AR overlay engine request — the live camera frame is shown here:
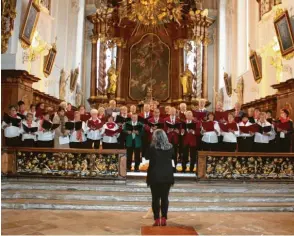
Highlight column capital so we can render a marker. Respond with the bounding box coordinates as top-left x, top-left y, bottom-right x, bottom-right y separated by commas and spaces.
90, 35, 98, 44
